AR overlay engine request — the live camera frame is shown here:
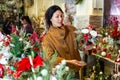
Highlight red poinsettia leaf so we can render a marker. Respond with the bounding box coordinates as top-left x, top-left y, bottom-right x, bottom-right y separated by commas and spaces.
33, 55, 43, 68
16, 58, 31, 72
